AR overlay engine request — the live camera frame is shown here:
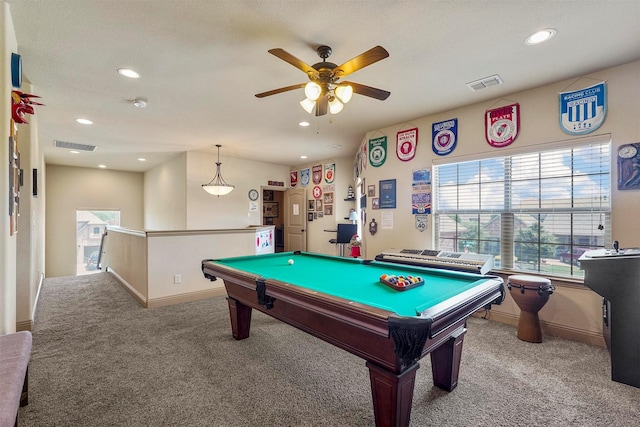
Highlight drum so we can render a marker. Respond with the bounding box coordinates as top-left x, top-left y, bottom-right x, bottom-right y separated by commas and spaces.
508, 275, 554, 343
